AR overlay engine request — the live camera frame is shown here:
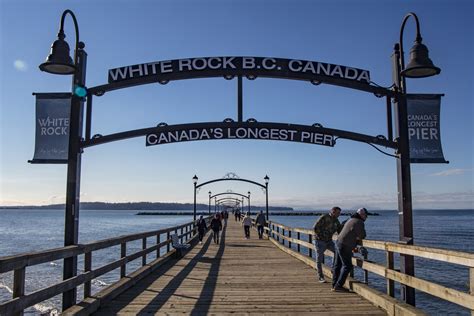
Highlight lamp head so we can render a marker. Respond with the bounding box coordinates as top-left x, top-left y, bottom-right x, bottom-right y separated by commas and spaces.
208, 191, 211, 196
264, 175, 269, 184
248, 191, 251, 196
192, 175, 198, 184
39, 31, 75, 75
401, 40, 440, 78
